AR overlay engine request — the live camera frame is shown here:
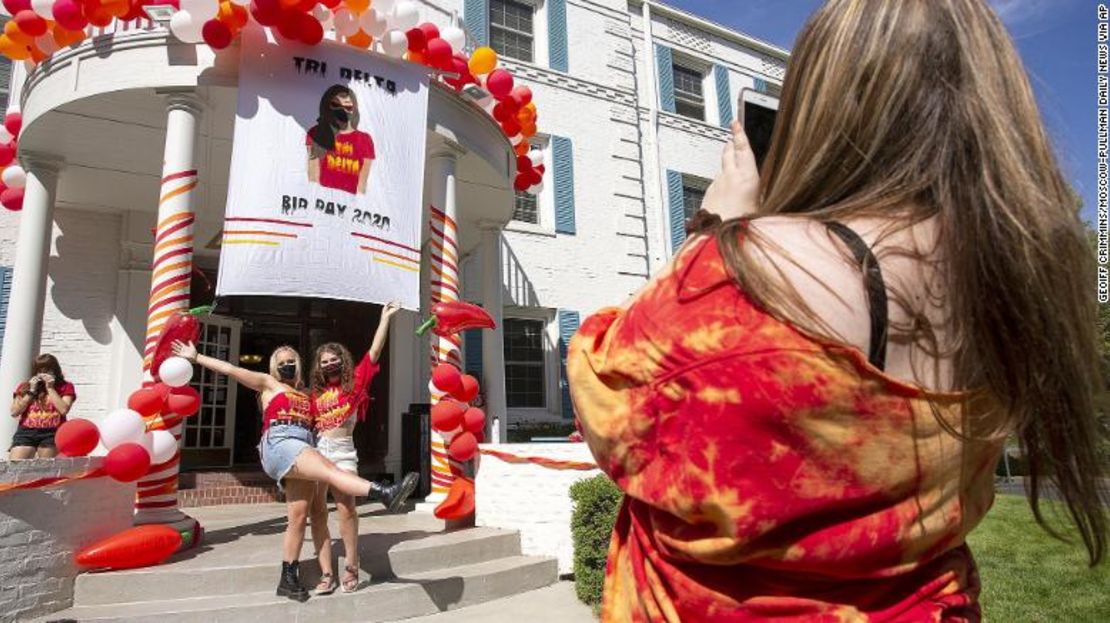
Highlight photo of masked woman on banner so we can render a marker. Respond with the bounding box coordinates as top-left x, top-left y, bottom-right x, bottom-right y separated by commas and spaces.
306, 85, 376, 196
